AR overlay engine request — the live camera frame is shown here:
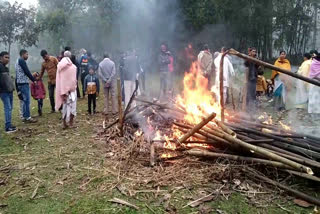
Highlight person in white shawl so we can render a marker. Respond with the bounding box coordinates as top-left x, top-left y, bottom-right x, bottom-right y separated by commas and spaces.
55, 51, 77, 129
213, 48, 235, 104
295, 53, 312, 109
